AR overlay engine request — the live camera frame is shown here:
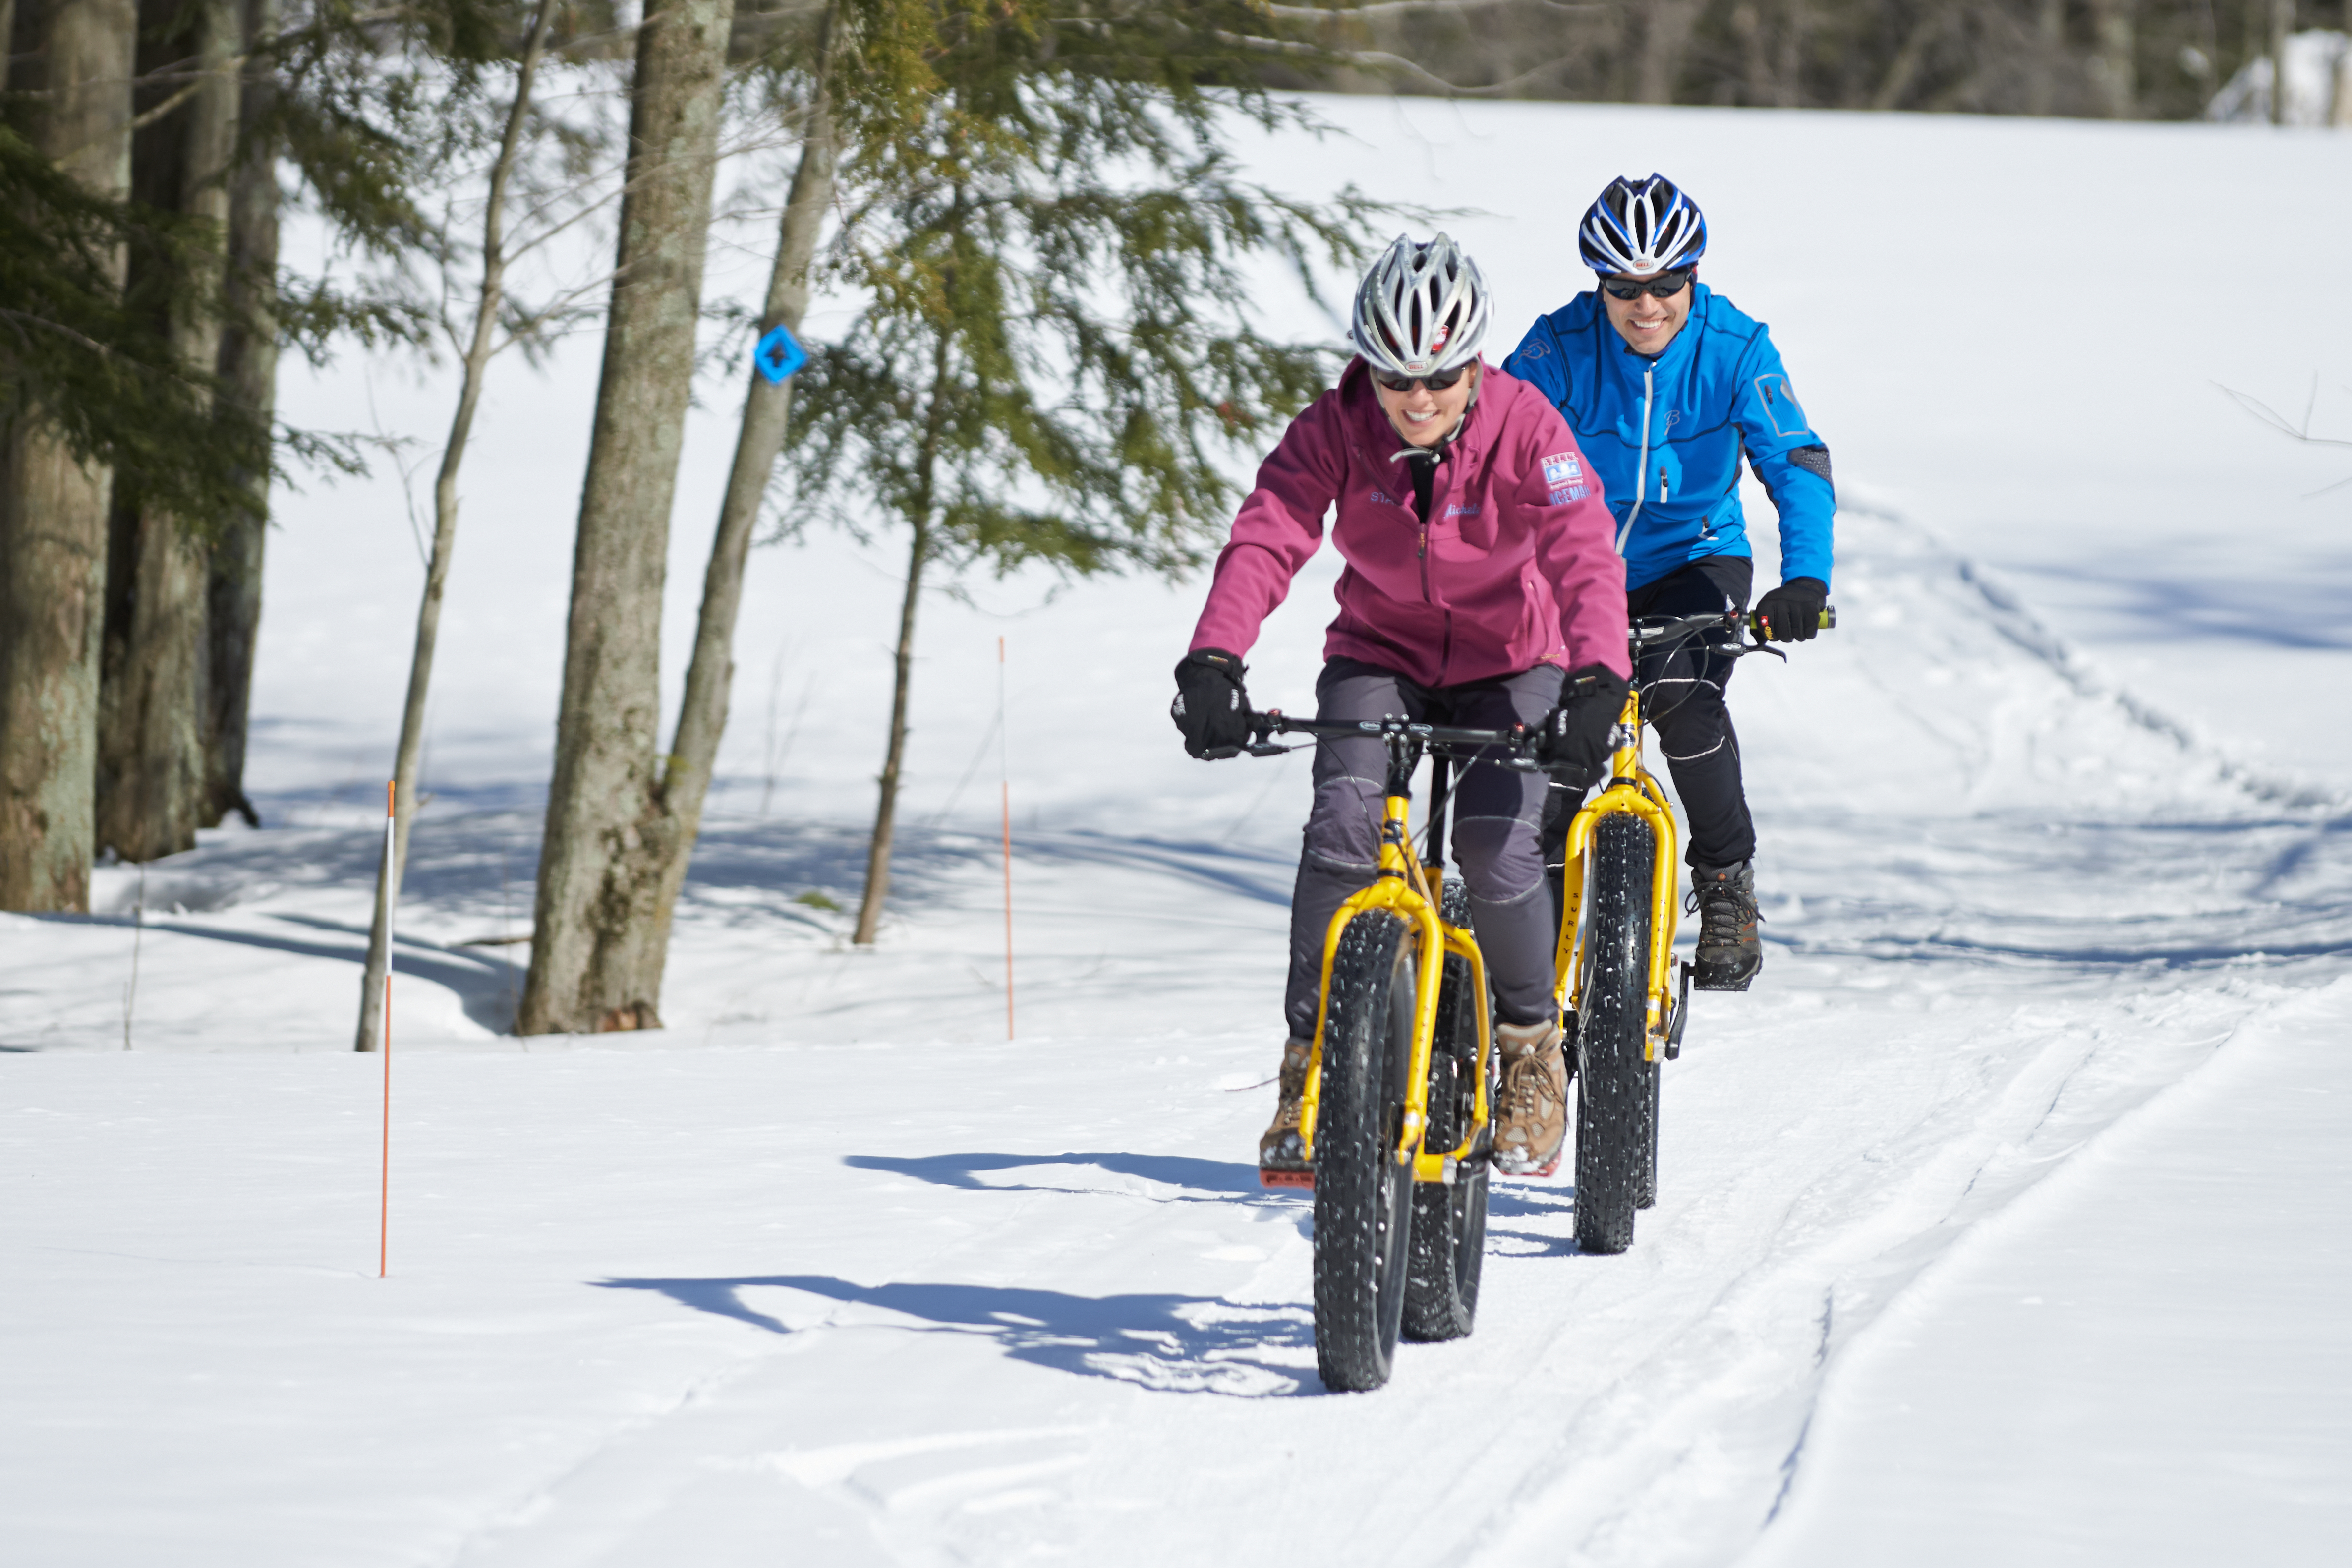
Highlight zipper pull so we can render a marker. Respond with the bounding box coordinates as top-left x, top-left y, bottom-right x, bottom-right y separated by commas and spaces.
1419, 526, 1428, 559
1660, 466, 1669, 505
